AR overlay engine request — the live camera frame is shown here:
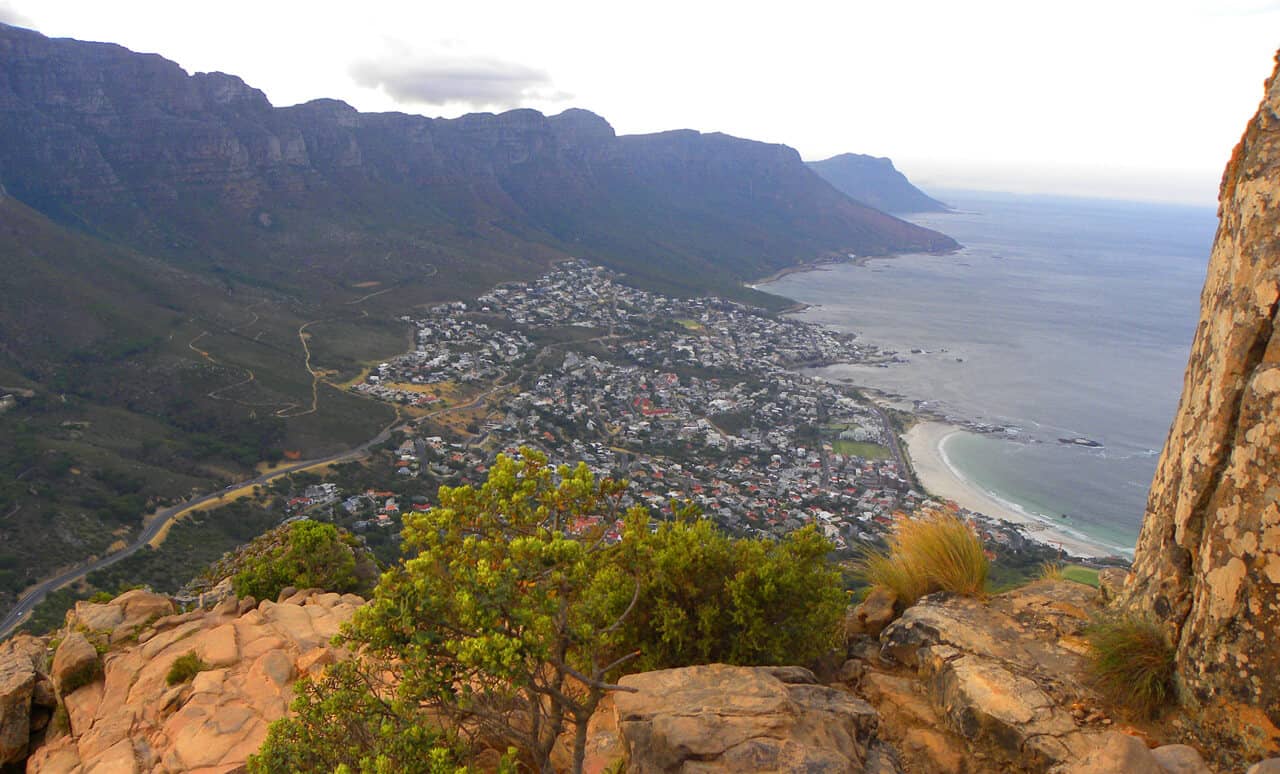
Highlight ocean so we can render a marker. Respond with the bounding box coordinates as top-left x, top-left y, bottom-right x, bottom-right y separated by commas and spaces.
762, 190, 1218, 553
